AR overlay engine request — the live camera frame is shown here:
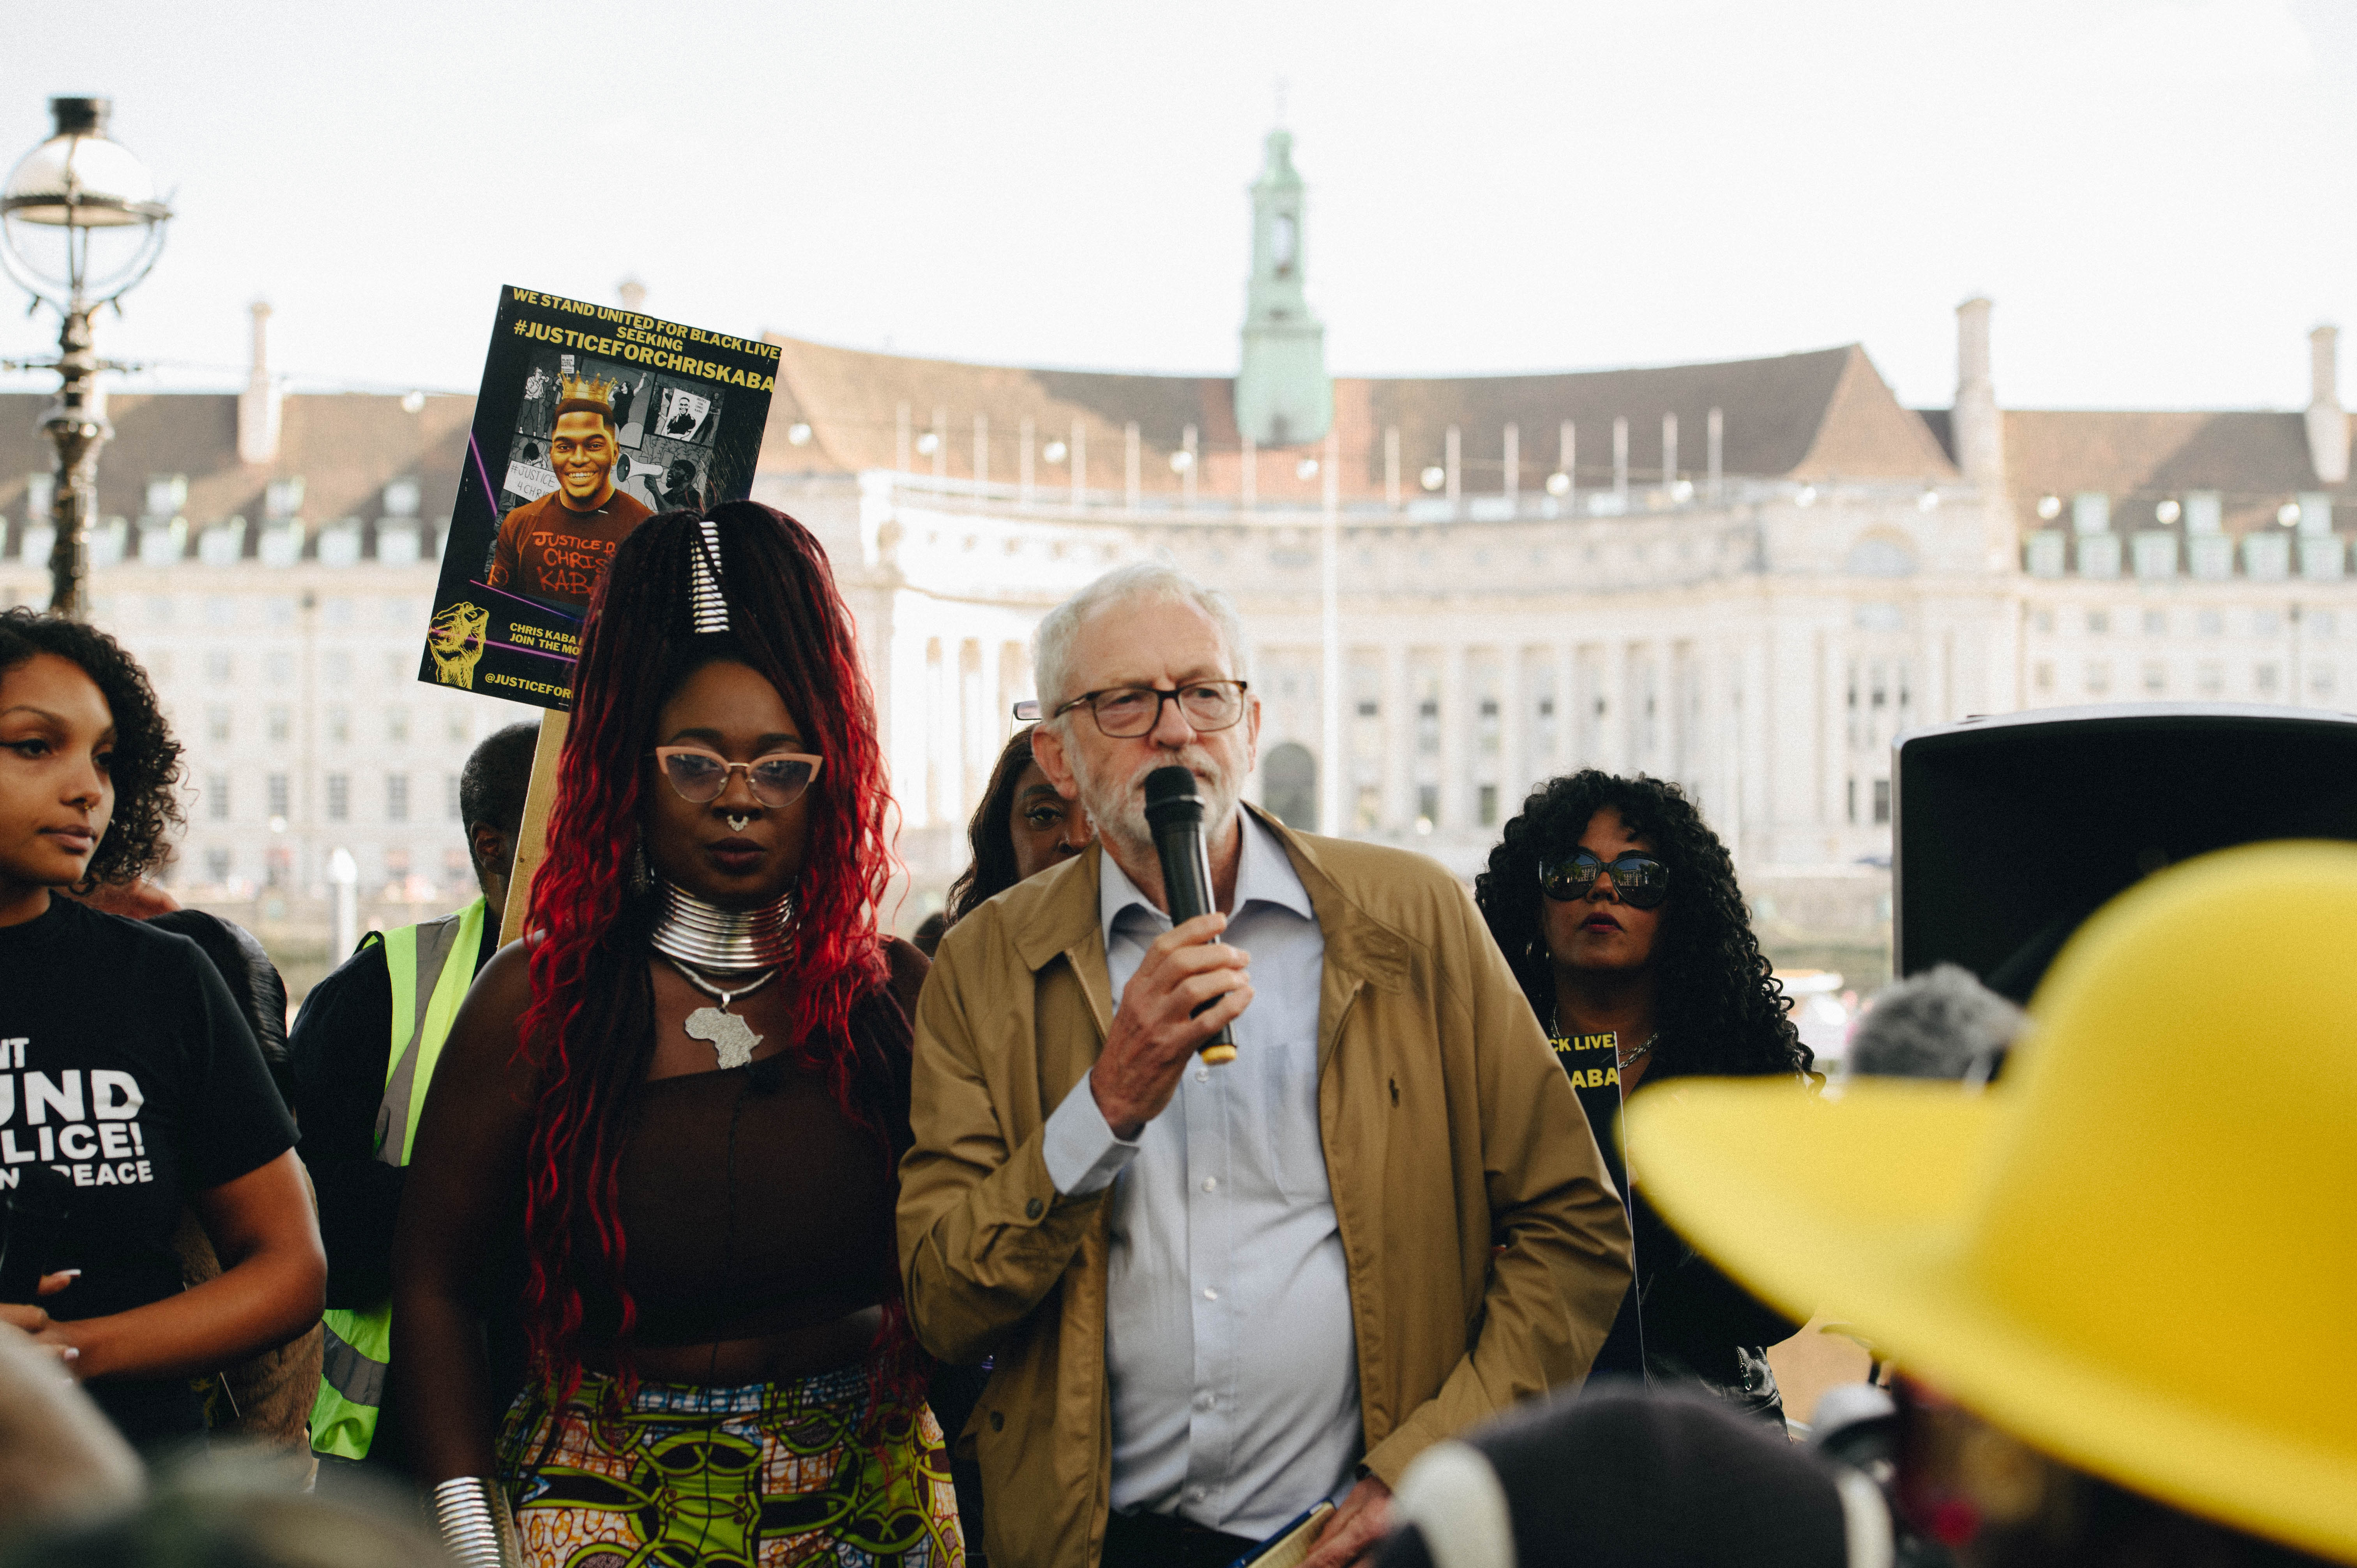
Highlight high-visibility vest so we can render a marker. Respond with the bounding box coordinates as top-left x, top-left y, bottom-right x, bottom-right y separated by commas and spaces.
309, 896, 489, 1461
